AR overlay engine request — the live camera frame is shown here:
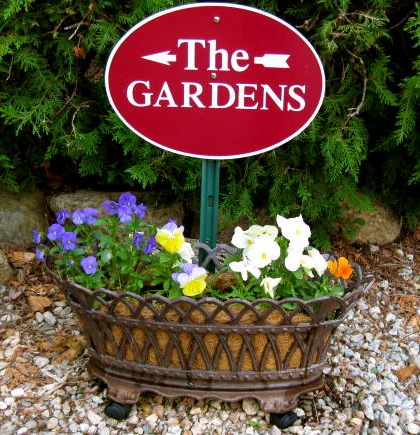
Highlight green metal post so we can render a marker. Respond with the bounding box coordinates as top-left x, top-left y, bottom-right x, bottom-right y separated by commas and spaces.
199, 159, 220, 269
